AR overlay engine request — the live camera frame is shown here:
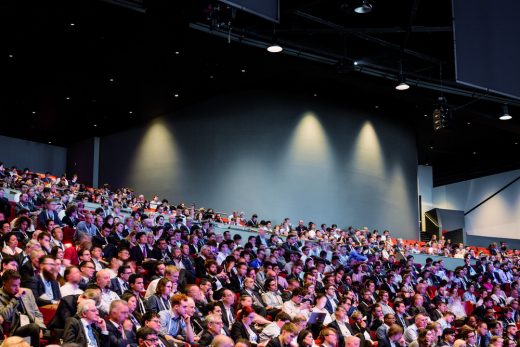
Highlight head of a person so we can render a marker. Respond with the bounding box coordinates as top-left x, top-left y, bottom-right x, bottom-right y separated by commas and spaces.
297, 329, 315, 347
136, 326, 159, 347
346, 336, 362, 347
77, 298, 100, 325
319, 327, 338, 346
206, 313, 225, 335
237, 306, 256, 326
209, 335, 234, 347
415, 314, 428, 329
1, 270, 21, 296
387, 324, 404, 342
95, 269, 111, 289
279, 323, 299, 345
